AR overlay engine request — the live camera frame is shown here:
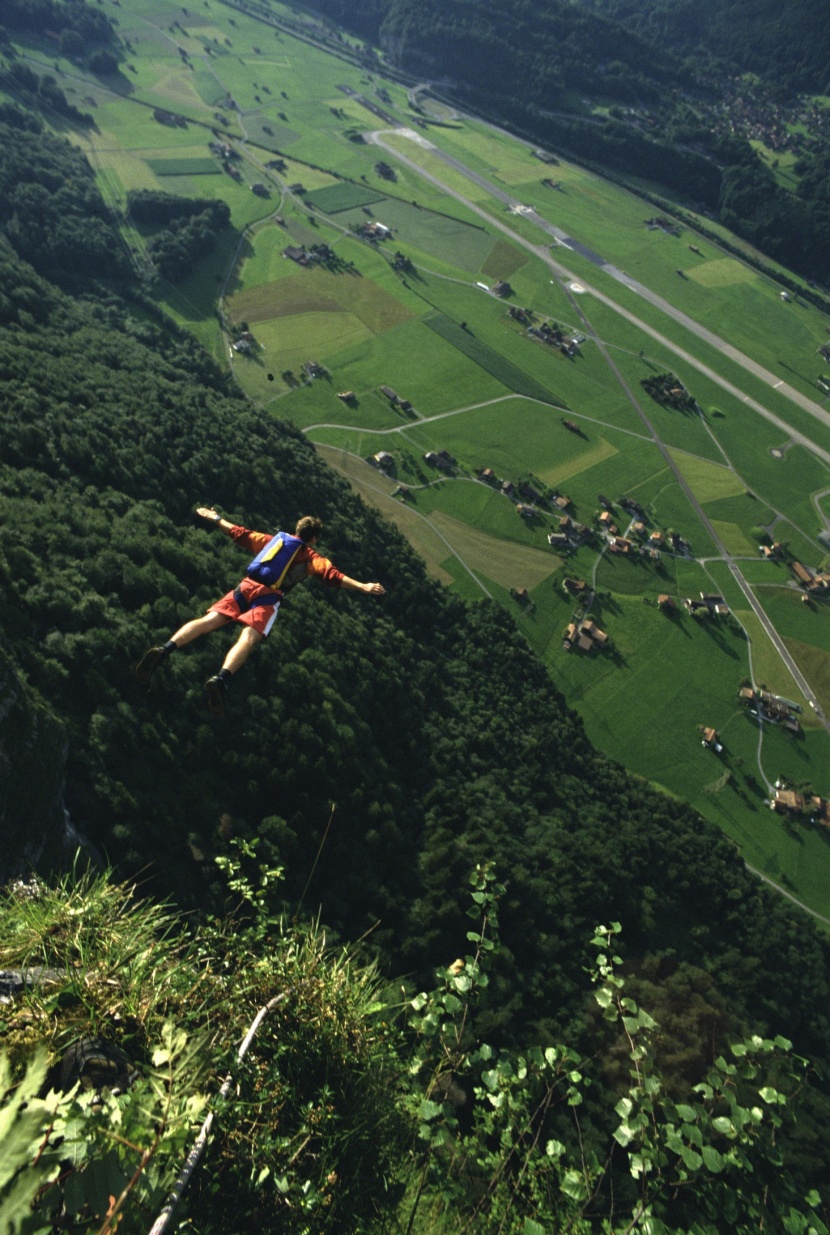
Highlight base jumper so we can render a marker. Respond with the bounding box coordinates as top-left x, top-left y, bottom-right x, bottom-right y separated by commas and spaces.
135, 507, 386, 714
